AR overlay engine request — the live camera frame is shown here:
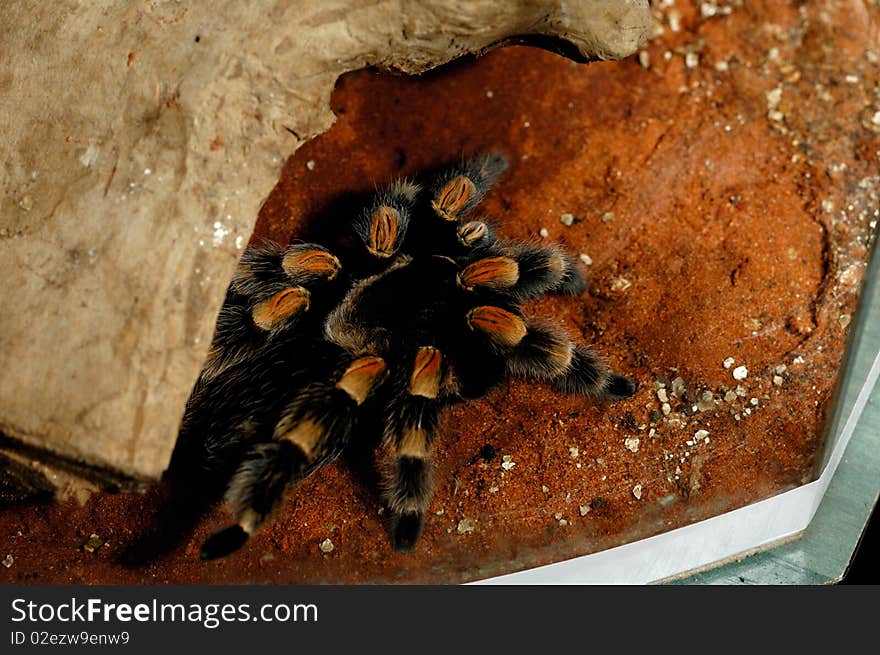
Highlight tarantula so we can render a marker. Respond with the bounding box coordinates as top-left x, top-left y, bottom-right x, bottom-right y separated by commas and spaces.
176, 153, 636, 560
